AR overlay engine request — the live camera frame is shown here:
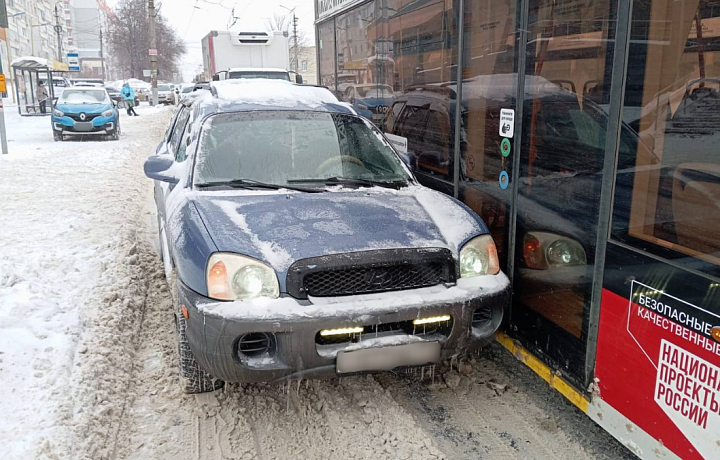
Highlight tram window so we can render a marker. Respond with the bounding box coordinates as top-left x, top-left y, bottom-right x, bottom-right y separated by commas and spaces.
611, 0, 720, 269
318, 20, 336, 90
